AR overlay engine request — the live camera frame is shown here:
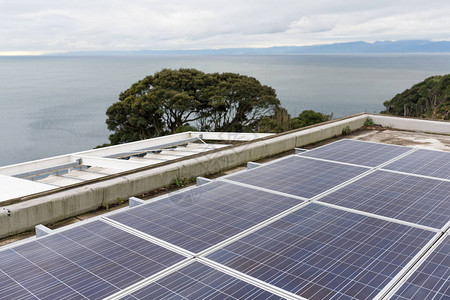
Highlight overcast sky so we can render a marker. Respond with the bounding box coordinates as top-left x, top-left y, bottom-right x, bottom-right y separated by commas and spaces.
1, 0, 449, 54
